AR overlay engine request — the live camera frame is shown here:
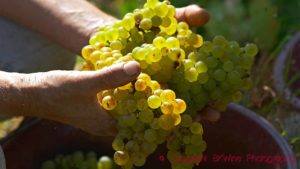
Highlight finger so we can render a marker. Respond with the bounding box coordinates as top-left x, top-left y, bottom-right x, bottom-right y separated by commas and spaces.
175, 5, 210, 28
70, 61, 140, 92
197, 106, 221, 122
